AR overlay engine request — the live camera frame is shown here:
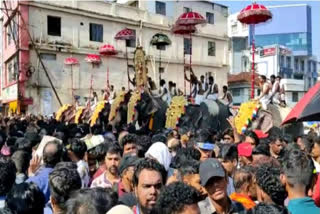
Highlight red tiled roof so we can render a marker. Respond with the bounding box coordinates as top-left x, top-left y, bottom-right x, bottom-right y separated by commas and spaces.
228, 72, 259, 86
